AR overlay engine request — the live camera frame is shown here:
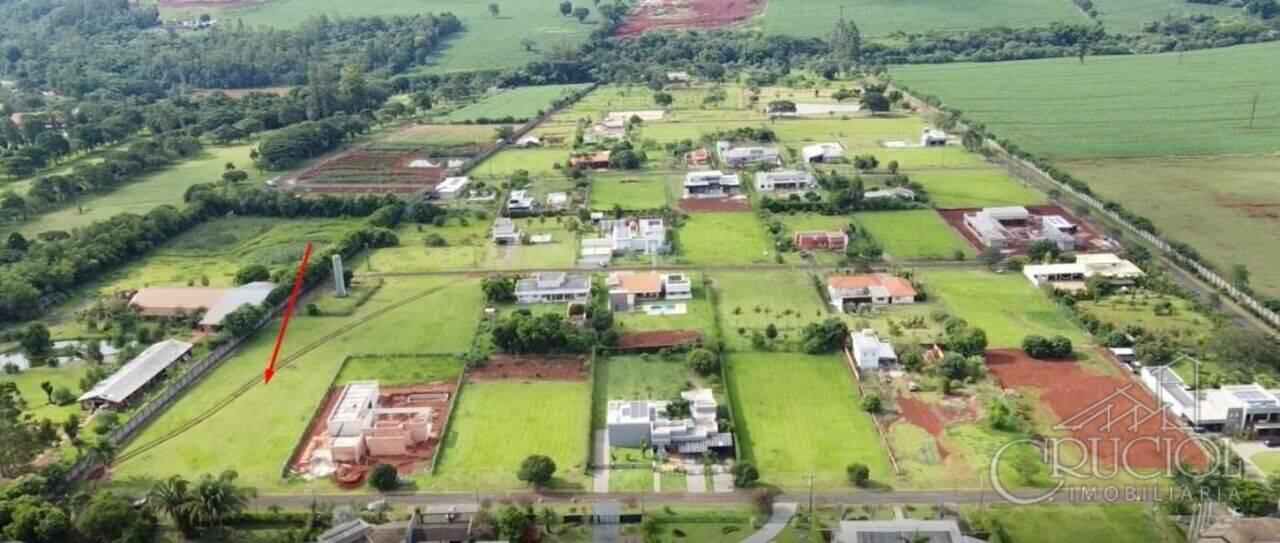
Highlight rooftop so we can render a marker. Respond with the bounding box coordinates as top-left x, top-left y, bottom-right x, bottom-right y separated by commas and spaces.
200, 281, 274, 327
827, 274, 917, 299
78, 339, 194, 405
